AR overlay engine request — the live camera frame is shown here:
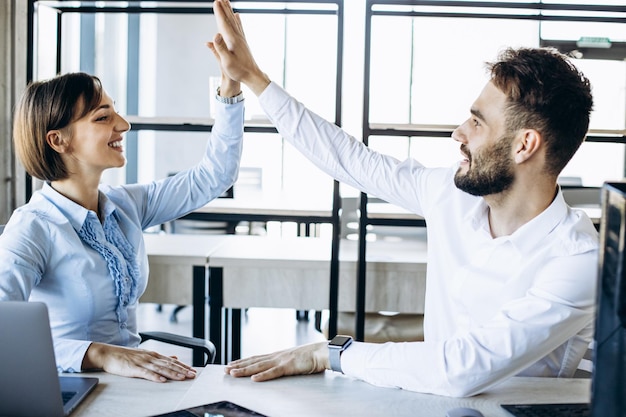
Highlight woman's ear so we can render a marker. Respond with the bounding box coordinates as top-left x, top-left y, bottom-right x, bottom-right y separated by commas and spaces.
46, 130, 68, 153
513, 129, 541, 164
